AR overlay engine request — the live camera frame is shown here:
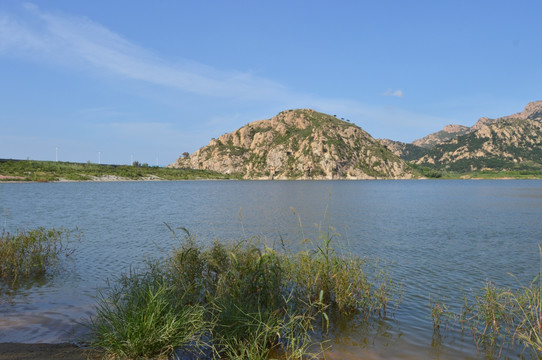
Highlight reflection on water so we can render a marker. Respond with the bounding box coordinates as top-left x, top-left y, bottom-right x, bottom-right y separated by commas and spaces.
0, 180, 541, 358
